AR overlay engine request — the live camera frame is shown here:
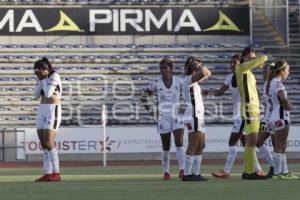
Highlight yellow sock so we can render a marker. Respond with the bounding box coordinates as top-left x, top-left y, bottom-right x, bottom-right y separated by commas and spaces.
245, 147, 256, 173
